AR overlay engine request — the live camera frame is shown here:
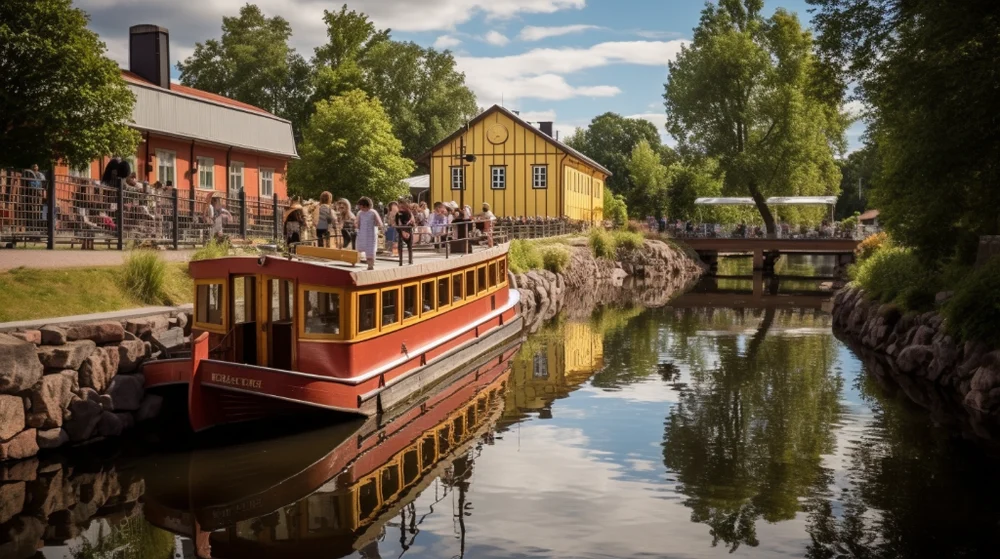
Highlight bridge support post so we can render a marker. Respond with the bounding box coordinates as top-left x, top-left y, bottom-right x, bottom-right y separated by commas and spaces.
752, 249, 764, 271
